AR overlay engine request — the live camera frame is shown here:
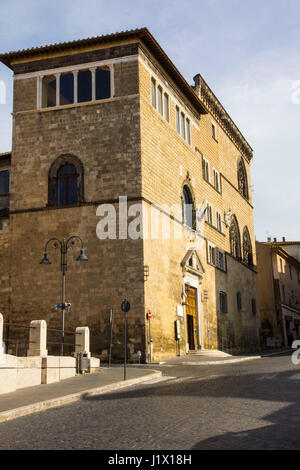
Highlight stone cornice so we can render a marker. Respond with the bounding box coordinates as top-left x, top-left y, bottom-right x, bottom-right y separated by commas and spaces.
193, 74, 253, 163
